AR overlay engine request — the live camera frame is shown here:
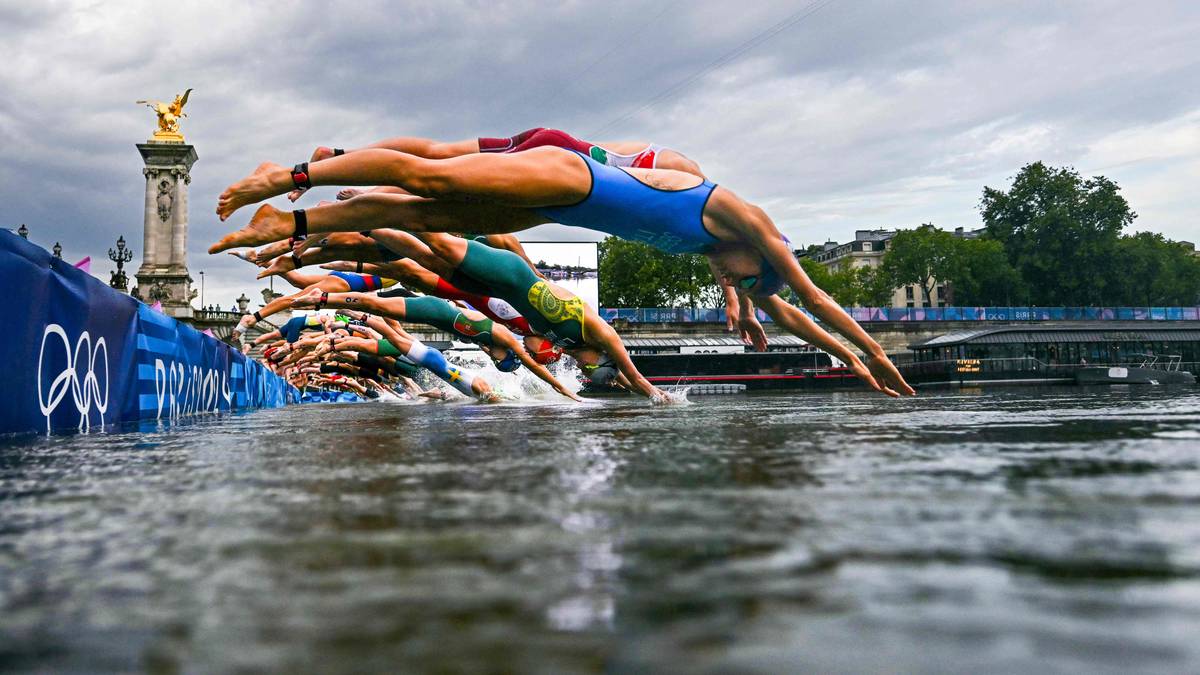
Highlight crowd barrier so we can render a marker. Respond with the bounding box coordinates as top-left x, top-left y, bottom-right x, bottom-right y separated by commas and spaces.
600, 305, 1200, 324
1, 231, 298, 435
